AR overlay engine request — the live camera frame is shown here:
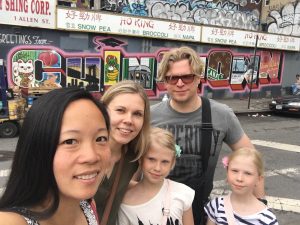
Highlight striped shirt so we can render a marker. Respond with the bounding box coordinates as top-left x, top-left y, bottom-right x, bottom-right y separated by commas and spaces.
204, 196, 278, 225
